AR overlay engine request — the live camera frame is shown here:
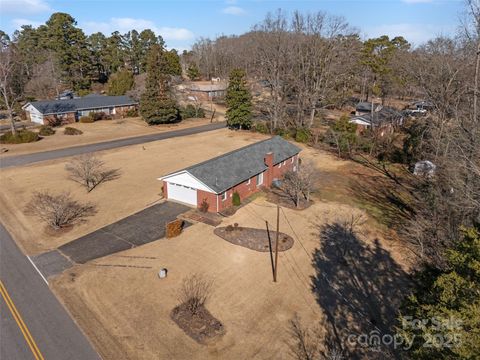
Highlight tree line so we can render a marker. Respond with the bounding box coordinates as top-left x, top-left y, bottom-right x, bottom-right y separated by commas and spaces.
1, 12, 181, 99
